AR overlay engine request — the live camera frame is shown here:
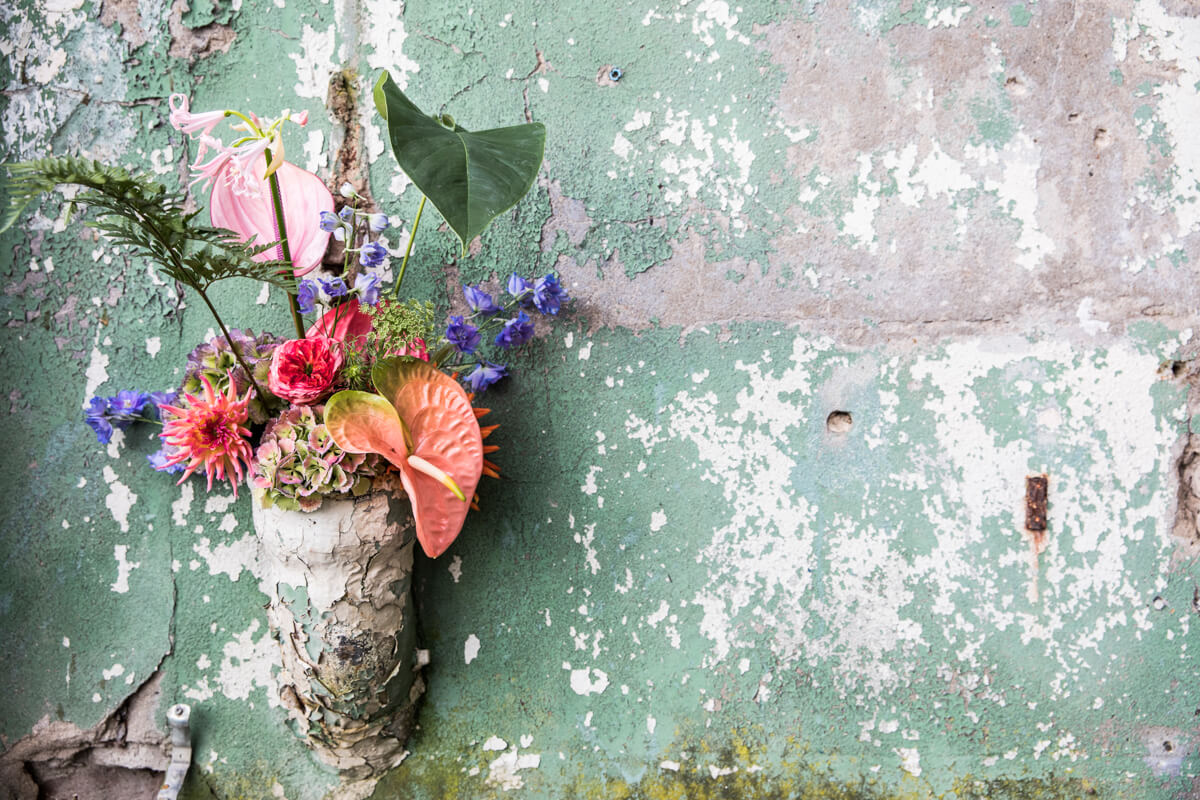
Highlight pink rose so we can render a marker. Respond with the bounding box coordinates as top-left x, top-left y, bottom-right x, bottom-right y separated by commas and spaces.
268, 337, 344, 405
